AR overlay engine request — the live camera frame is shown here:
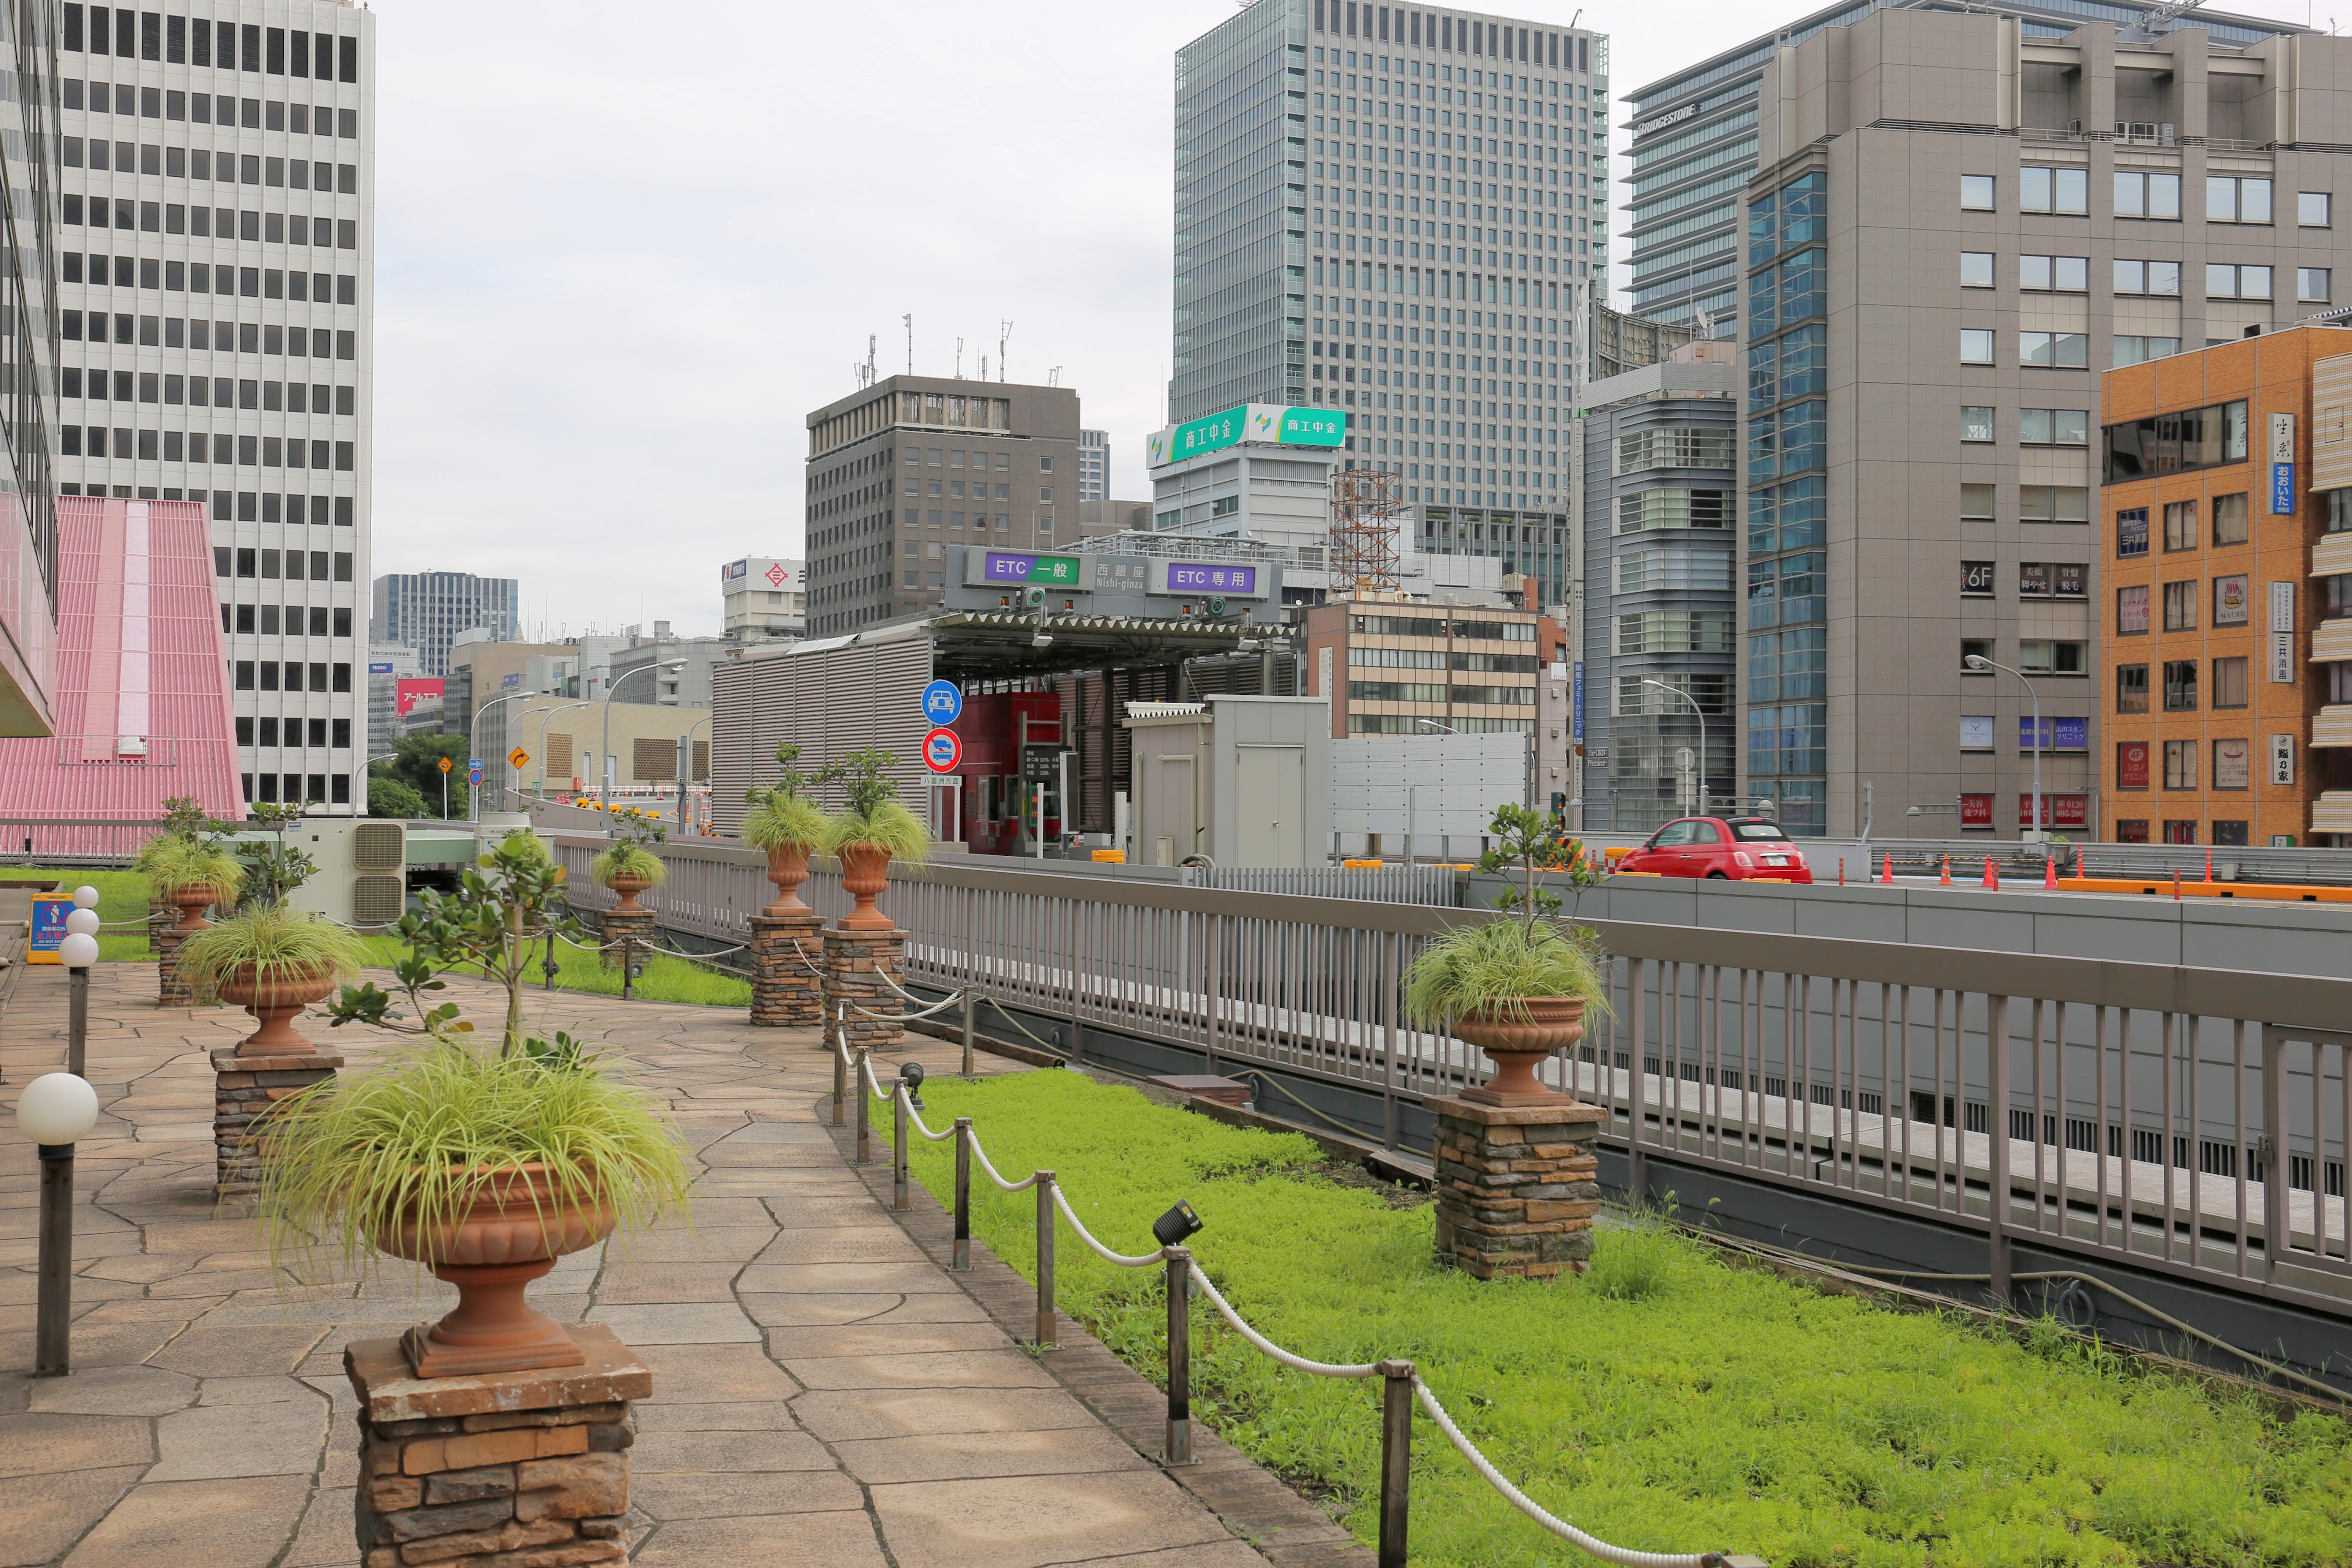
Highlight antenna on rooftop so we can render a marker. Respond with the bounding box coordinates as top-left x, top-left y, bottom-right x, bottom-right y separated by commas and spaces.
854, 333, 877, 389
1047, 365, 1063, 387
956, 337, 965, 379
903, 314, 914, 376
998, 320, 1013, 382
980, 354, 989, 381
